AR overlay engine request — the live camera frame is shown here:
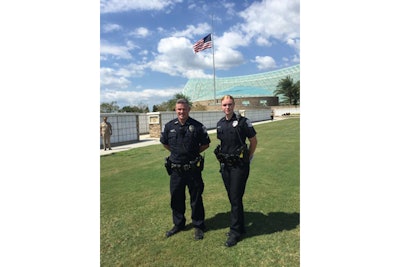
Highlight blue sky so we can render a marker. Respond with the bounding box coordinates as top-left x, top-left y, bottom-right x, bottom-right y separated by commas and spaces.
100, 0, 300, 109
